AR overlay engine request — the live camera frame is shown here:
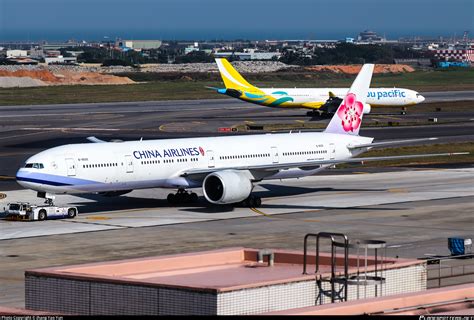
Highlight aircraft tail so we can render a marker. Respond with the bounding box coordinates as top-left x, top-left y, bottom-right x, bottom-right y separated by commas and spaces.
215, 58, 258, 90
324, 64, 374, 136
